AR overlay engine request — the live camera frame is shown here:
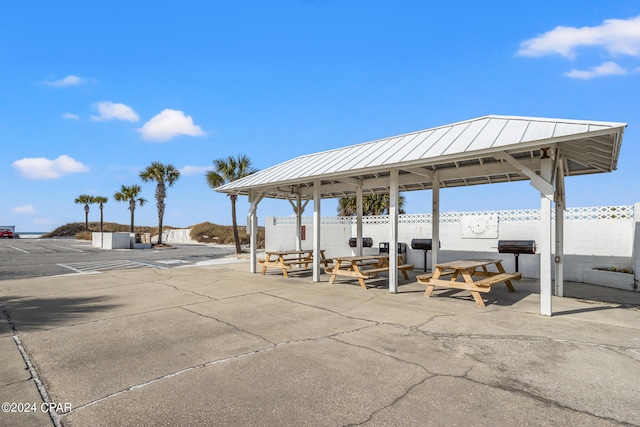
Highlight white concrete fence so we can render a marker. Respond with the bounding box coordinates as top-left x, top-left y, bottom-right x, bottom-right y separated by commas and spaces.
266, 203, 640, 292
